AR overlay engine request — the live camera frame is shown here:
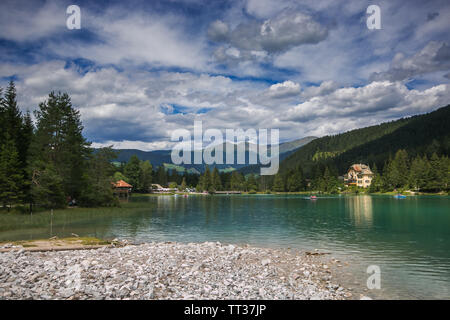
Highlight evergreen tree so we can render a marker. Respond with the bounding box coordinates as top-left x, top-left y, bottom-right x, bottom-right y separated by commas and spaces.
0, 86, 5, 146
180, 177, 187, 191
409, 156, 429, 191
393, 149, 410, 188
374, 150, 410, 190
124, 155, 141, 191
258, 175, 270, 192
211, 167, 222, 192
230, 171, 244, 191
113, 171, 128, 182
156, 165, 168, 186
322, 166, 339, 193
19, 111, 34, 204
246, 173, 258, 192
79, 147, 118, 207
287, 165, 305, 192
369, 163, 383, 193
139, 160, 153, 193
3, 81, 22, 151
428, 153, 444, 191
272, 173, 285, 192
382, 158, 393, 191
203, 165, 212, 192
196, 174, 205, 192
30, 160, 66, 209
30, 92, 91, 201
1, 82, 32, 181
0, 135, 24, 210
443, 156, 450, 191
311, 164, 325, 191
